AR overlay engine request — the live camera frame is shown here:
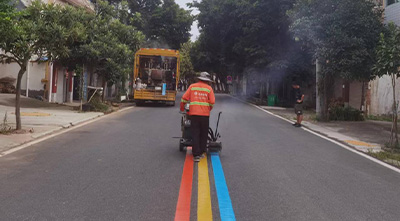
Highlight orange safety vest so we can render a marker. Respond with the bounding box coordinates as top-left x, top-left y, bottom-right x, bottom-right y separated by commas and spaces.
180, 81, 215, 116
